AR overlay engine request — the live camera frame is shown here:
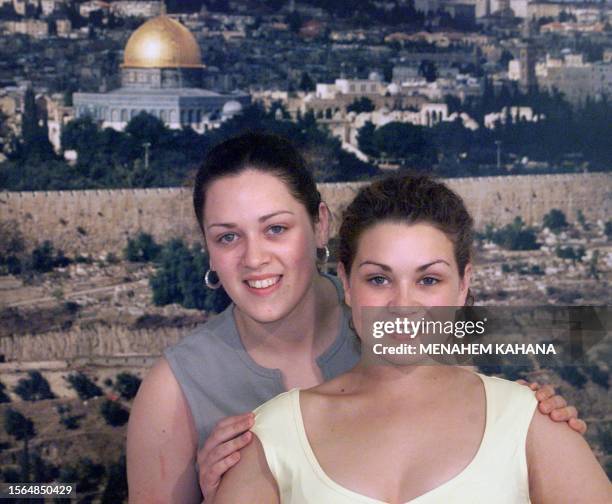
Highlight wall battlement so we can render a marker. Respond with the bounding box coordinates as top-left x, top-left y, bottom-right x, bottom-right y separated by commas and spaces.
1, 173, 610, 255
